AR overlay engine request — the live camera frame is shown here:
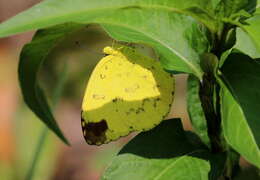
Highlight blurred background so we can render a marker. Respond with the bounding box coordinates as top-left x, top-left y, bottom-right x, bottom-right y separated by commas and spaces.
0, 1, 199, 180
